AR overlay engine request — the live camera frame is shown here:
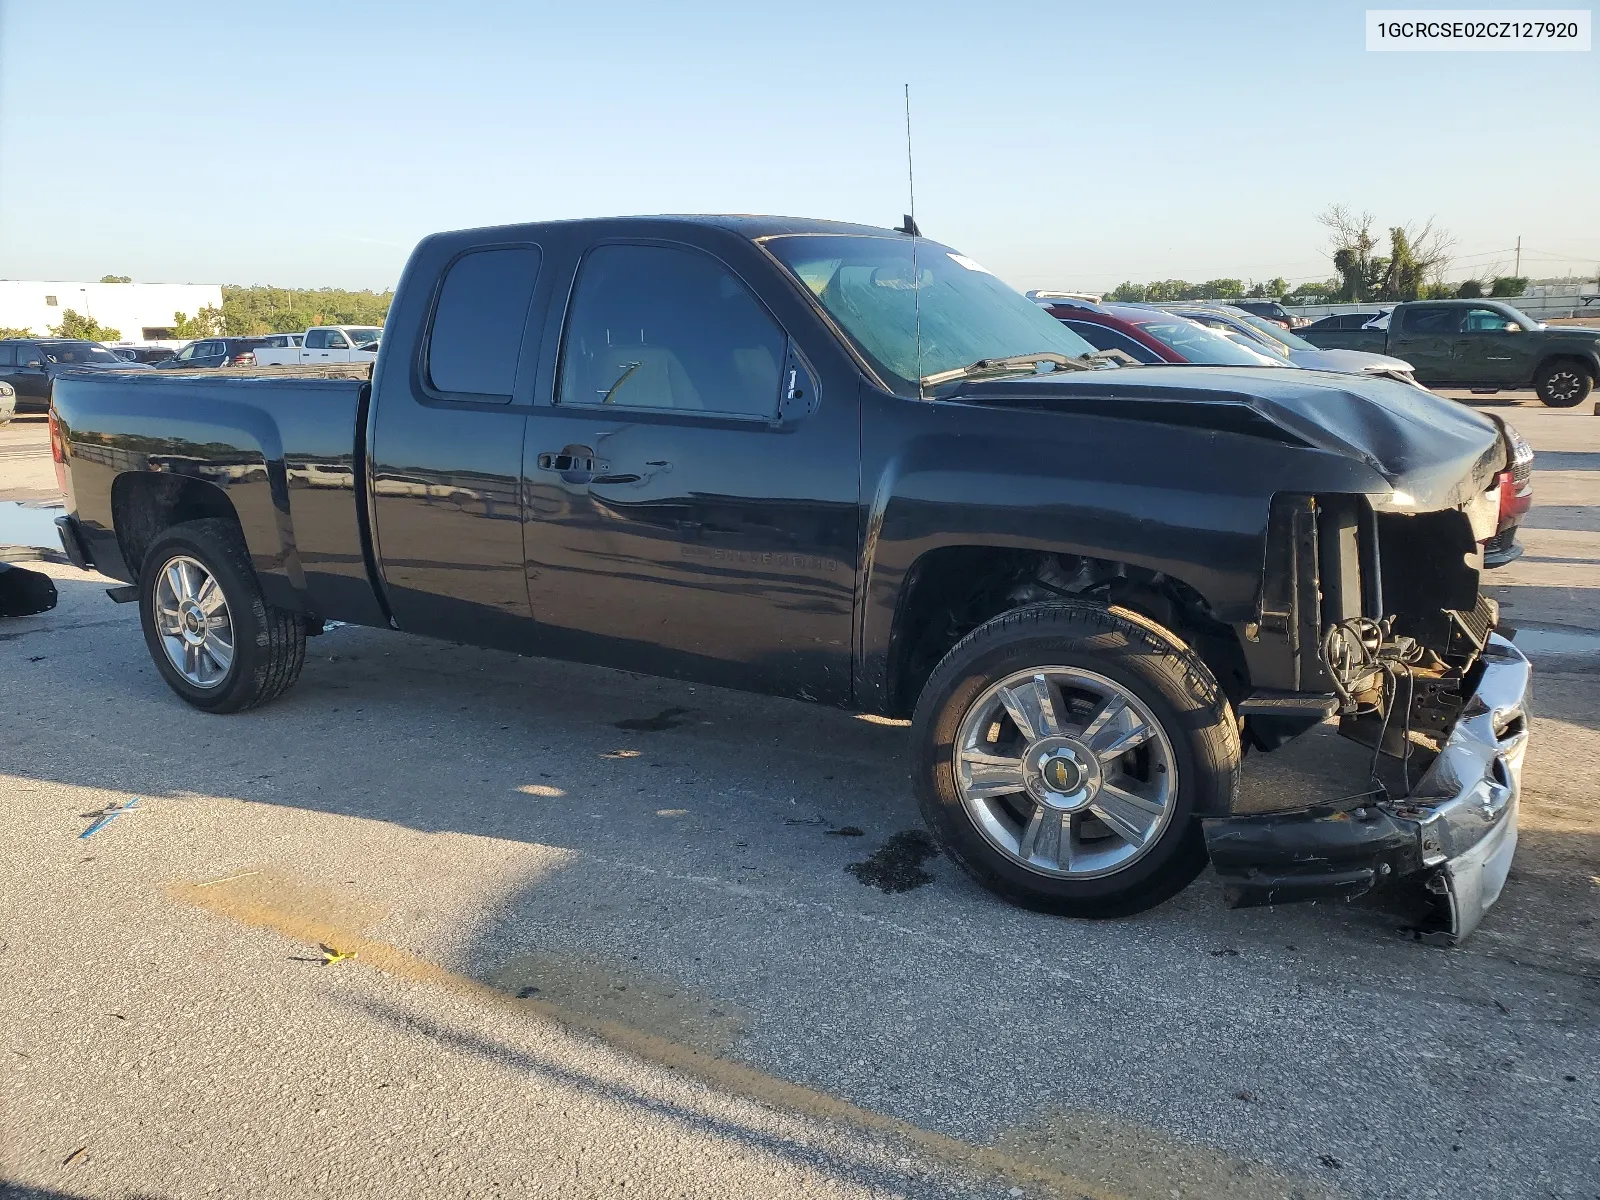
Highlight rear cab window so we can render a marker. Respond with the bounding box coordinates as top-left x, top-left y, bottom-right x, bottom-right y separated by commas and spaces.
425, 246, 541, 400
